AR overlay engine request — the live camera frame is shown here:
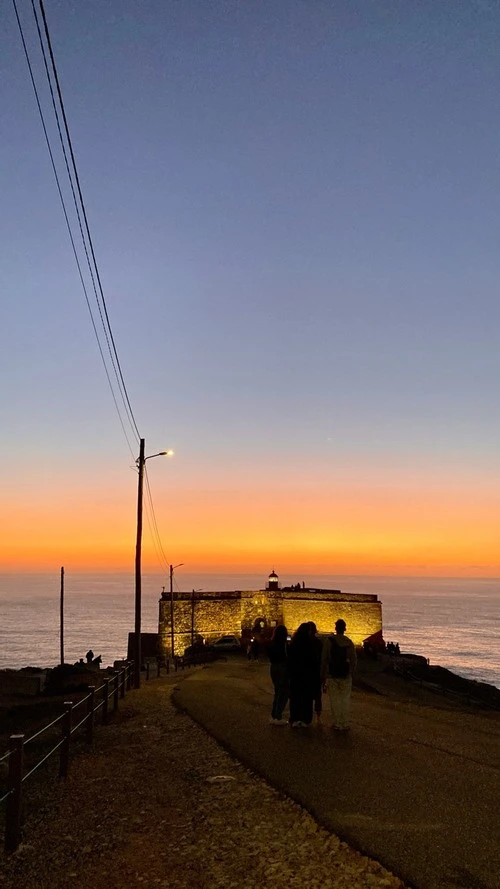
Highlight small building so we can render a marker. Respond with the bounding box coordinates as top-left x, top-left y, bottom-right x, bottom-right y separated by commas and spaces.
158, 571, 383, 657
